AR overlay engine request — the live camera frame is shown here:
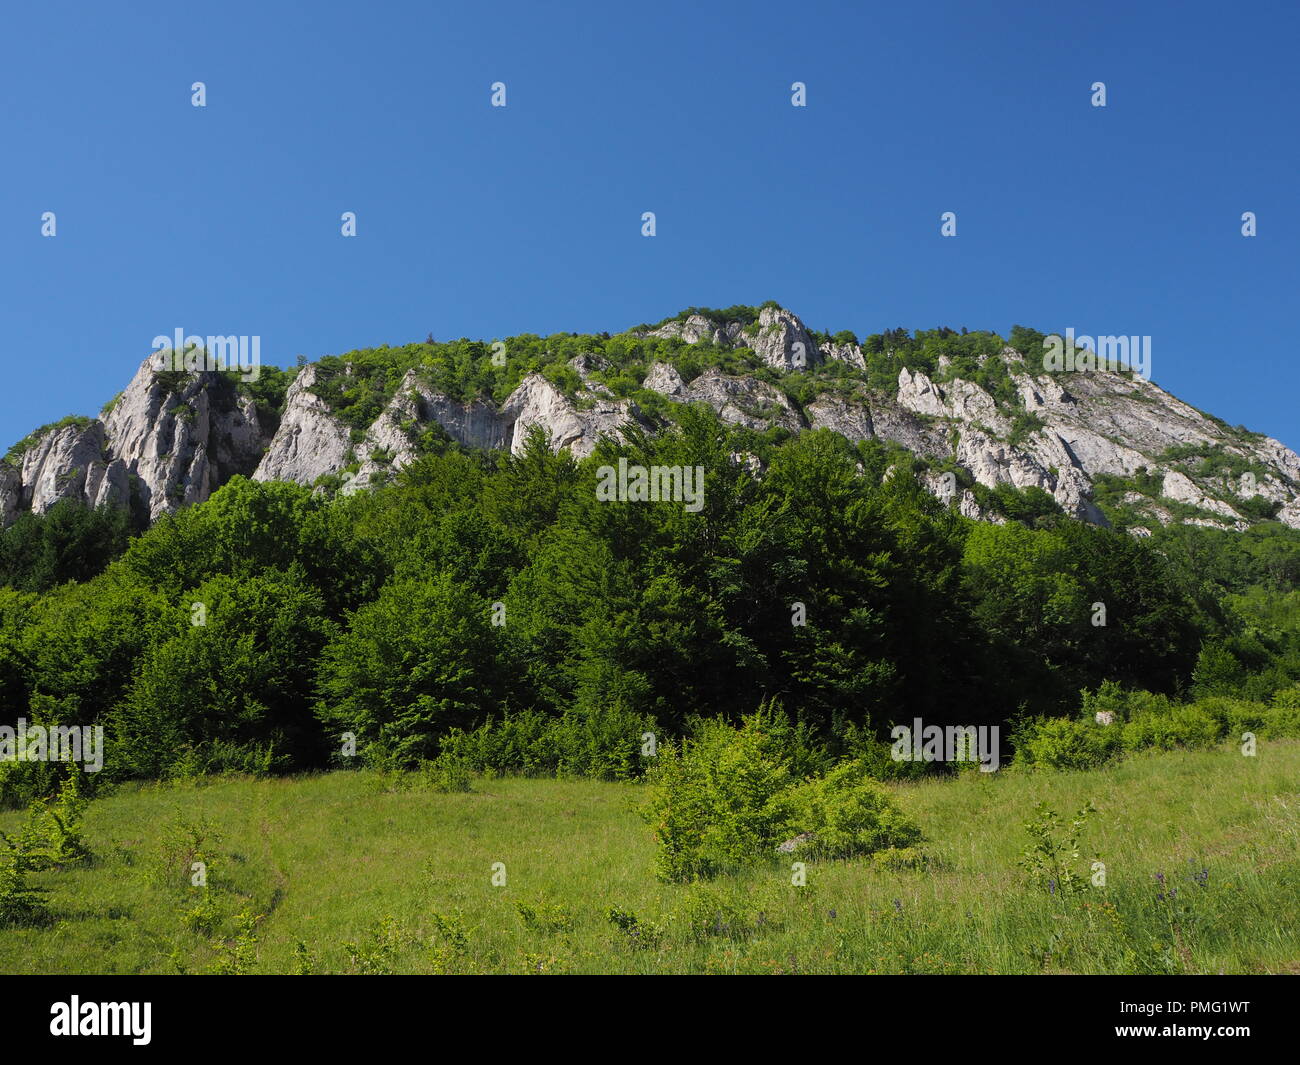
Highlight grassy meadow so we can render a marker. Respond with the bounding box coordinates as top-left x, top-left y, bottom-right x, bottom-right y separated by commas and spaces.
3, 740, 1298, 975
